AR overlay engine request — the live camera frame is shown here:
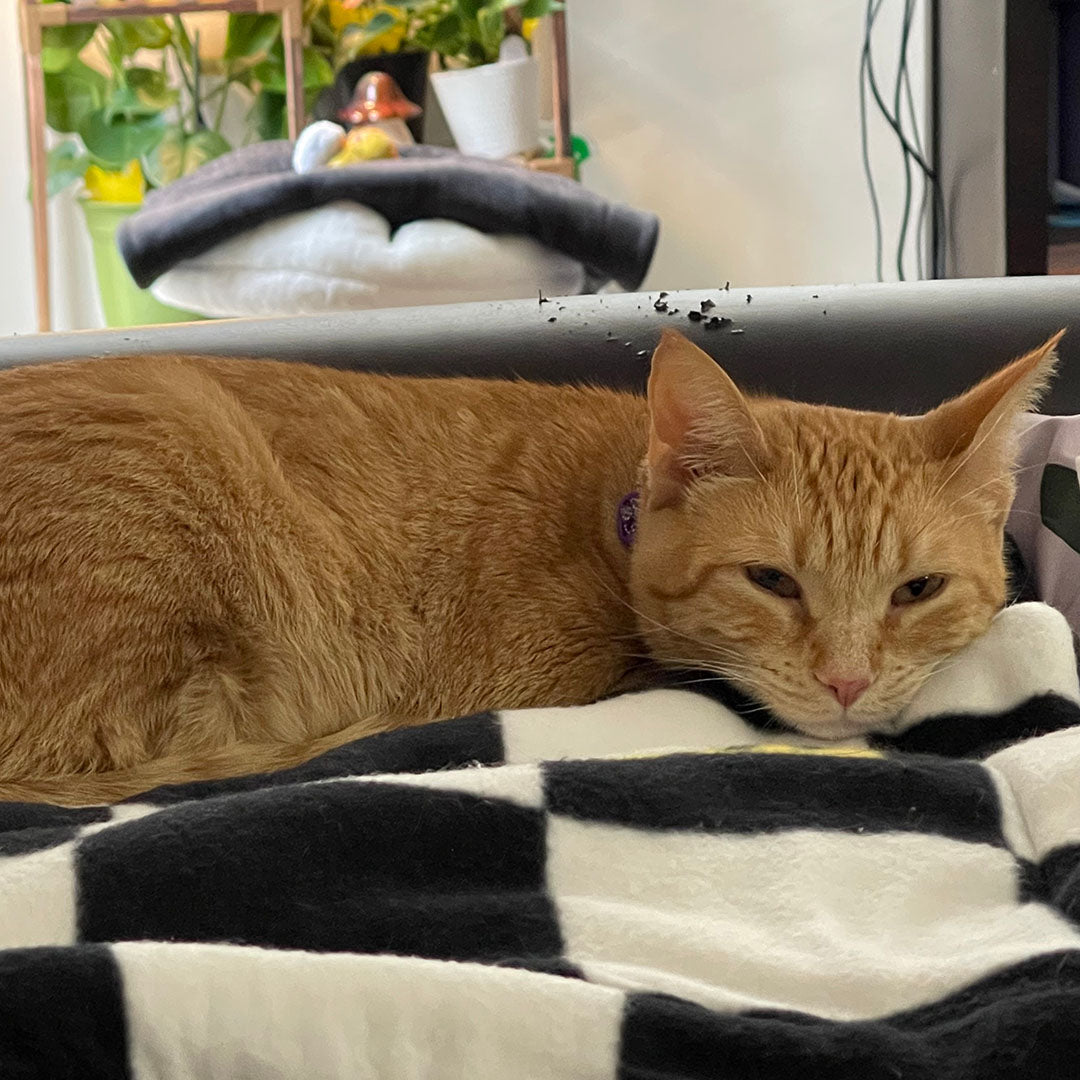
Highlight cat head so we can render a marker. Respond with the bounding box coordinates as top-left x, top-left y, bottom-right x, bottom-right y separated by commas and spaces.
629, 328, 1062, 739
